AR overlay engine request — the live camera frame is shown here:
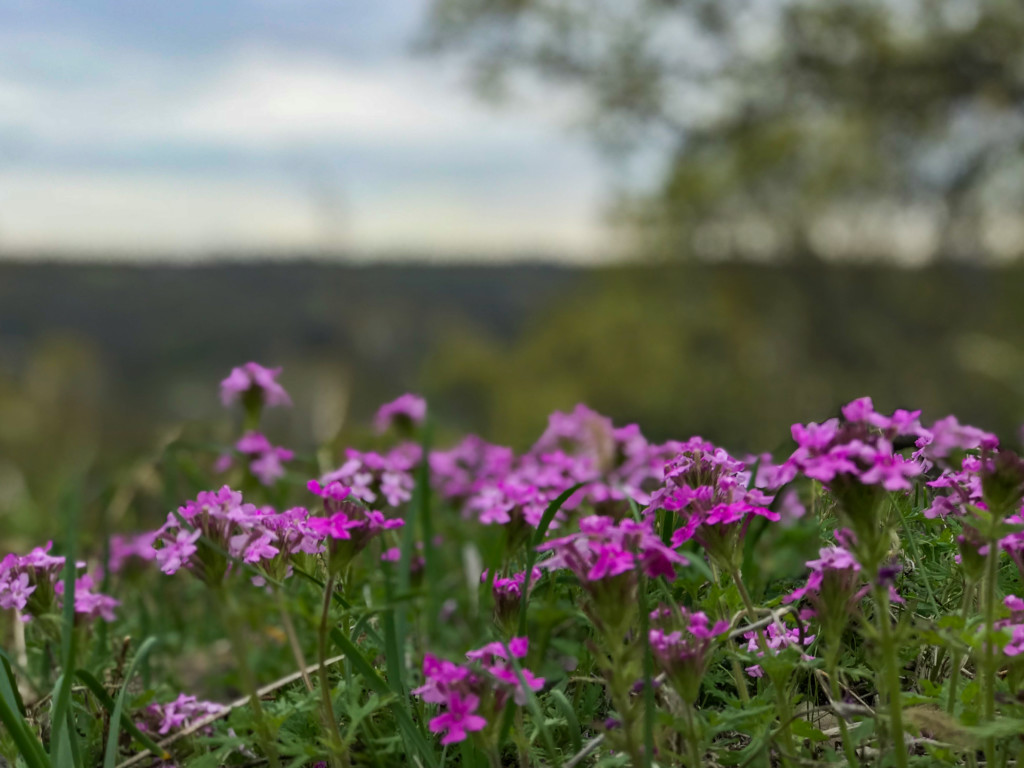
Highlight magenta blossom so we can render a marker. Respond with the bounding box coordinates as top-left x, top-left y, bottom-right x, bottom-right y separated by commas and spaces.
374, 394, 427, 433
220, 363, 291, 408
428, 692, 487, 745
414, 638, 545, 745
744, 621, 816, 677
538, 515, 686, 584
649, 606, 730, 704
138, 694, 224, 736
